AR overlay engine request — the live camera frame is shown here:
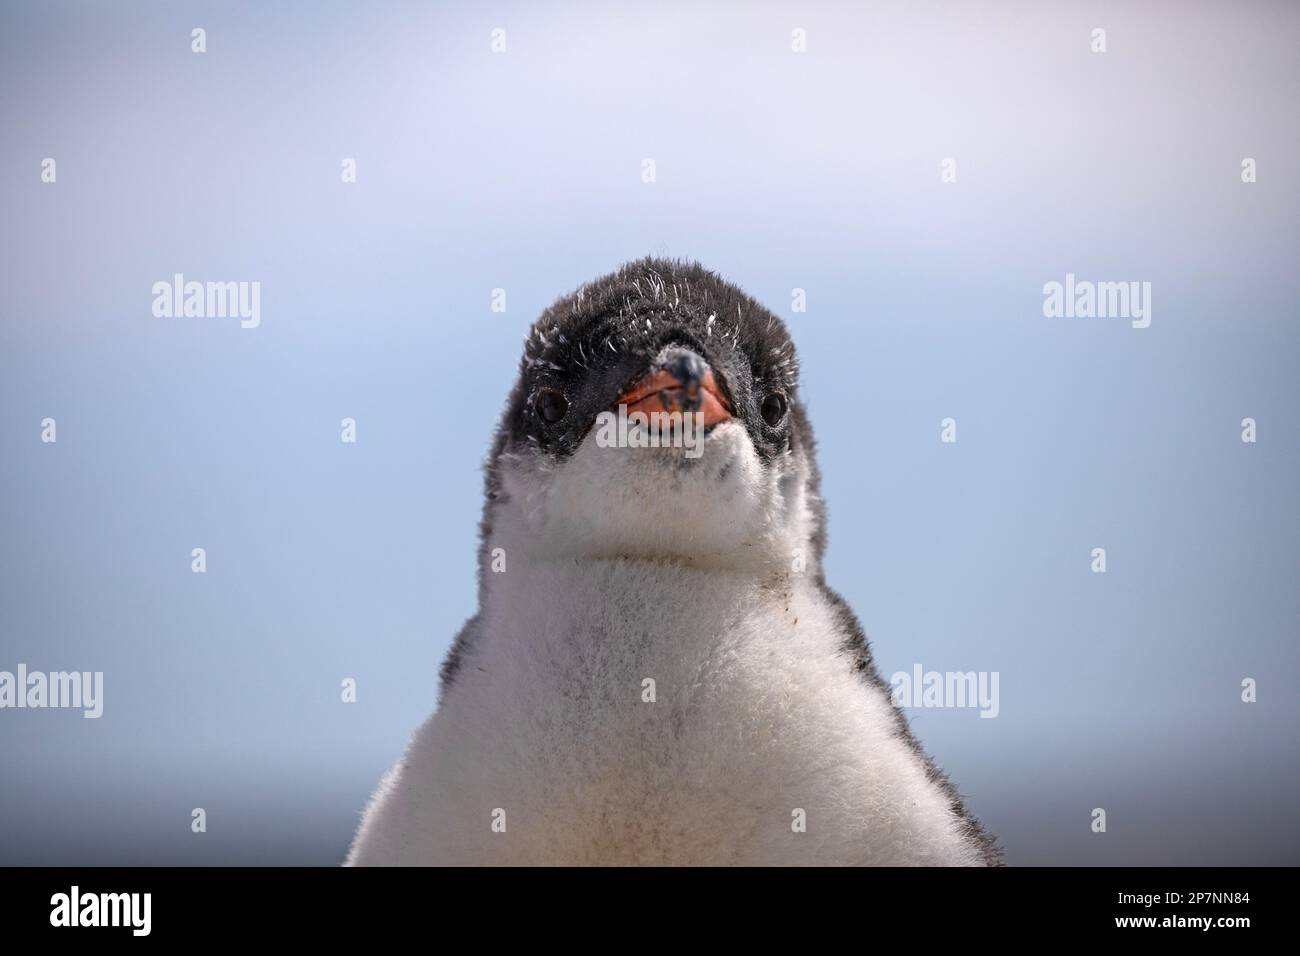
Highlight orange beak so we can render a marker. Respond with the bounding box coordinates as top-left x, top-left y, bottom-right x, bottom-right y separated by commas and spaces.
614, 366, 732, 428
